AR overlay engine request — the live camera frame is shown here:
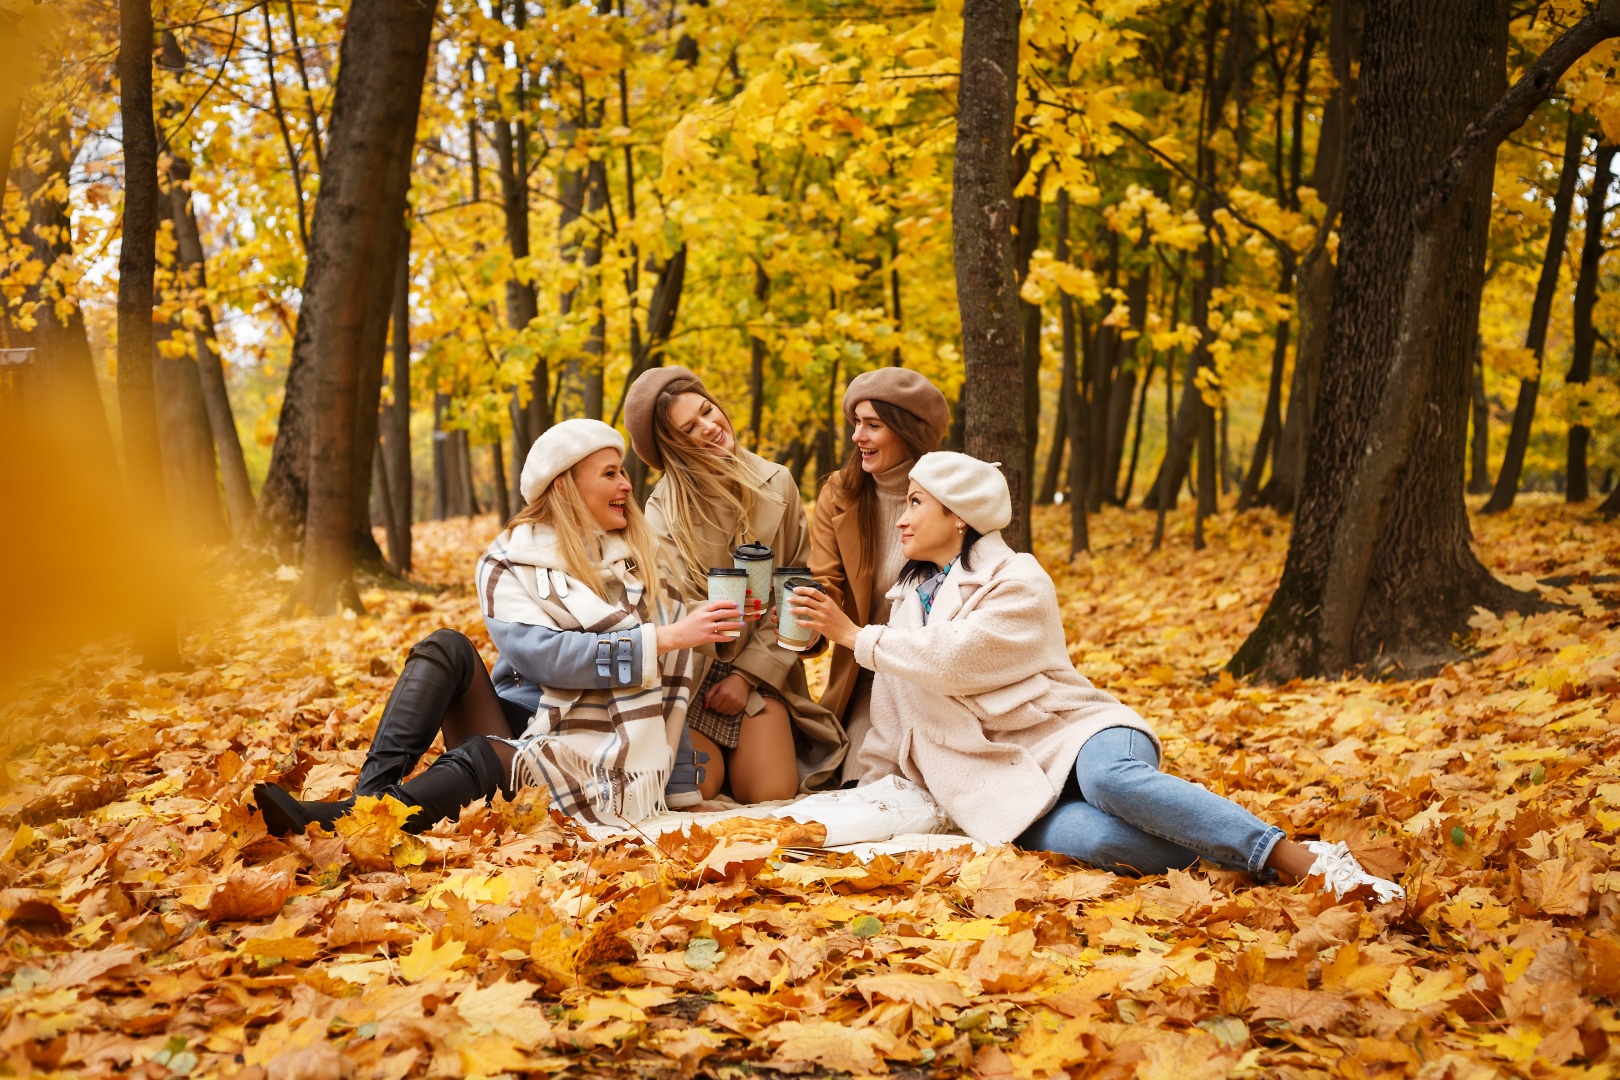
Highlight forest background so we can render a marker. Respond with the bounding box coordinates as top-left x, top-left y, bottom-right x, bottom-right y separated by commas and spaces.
1, 0, 1619, 685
